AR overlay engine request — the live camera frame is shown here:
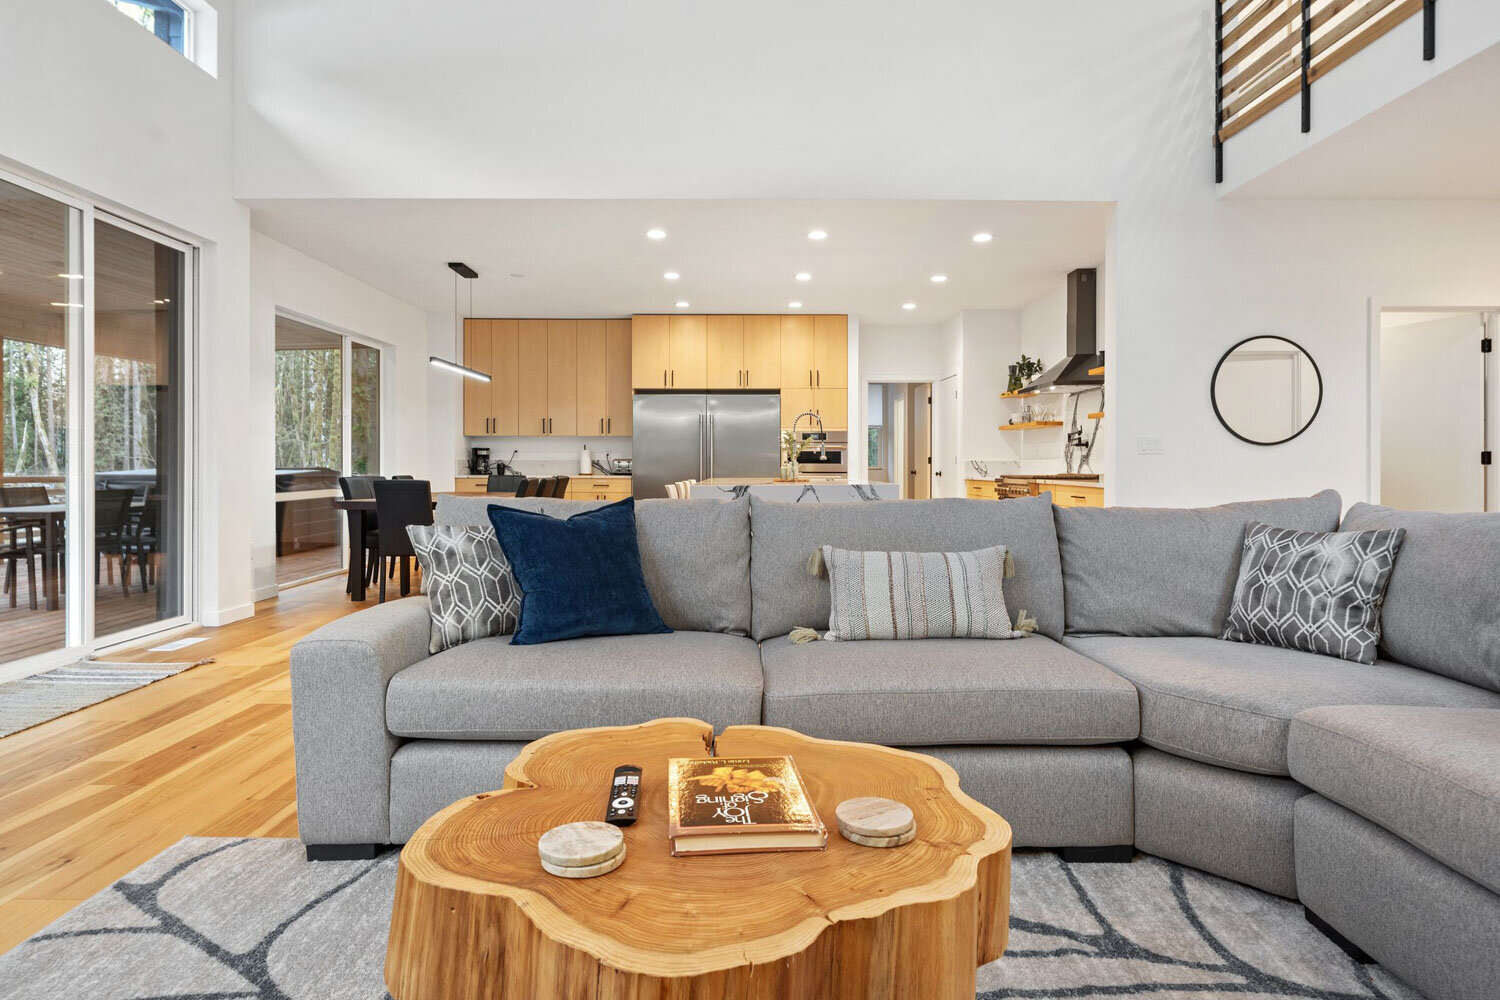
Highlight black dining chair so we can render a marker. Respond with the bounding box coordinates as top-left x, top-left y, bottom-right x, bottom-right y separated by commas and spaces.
486, 474, 525, 495
548, 476, 570, 498
391, 474, 415, 480
94, 488, 136, 595
3, 486, 56, 605
371, 478, 433, 602
1, 515, 38, 610
123, 496, 160, 593
516, 477, 543, 498
338, 475, 385, 592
